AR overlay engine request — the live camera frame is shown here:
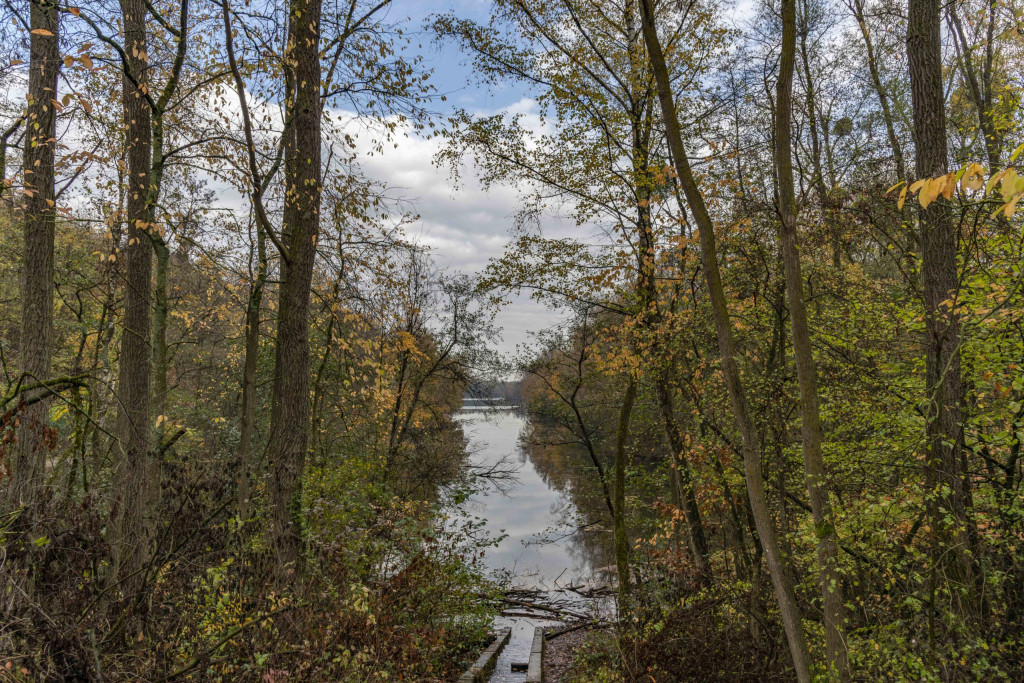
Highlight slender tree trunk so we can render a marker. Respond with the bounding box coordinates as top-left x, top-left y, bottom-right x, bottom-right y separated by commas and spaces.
628, 72, 713, 586
146, 0, 187, 453
776, 0, 850, 676
153, 238, 169, 444
614, 378, 637, 612
221, 0, 274, 522
237, 222, 266, 520
109, 0, 155, 600
639, 2, 813, 679
0, 116, 24, 206
797, 3, 843, 268
654, 377, 712, 584
7, 0, 59, 580
907, 0, 977, 622
265, 0, 322, 580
